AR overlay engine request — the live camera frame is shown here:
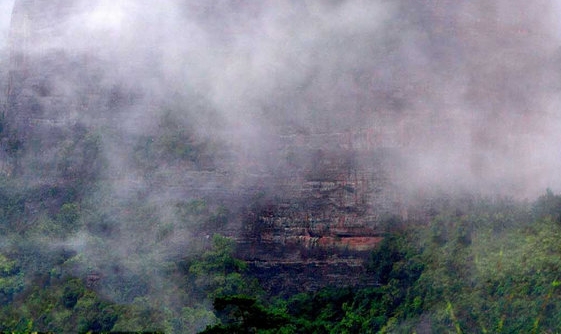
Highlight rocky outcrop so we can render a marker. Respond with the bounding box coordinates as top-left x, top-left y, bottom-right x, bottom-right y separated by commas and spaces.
4, 0, 408, 293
